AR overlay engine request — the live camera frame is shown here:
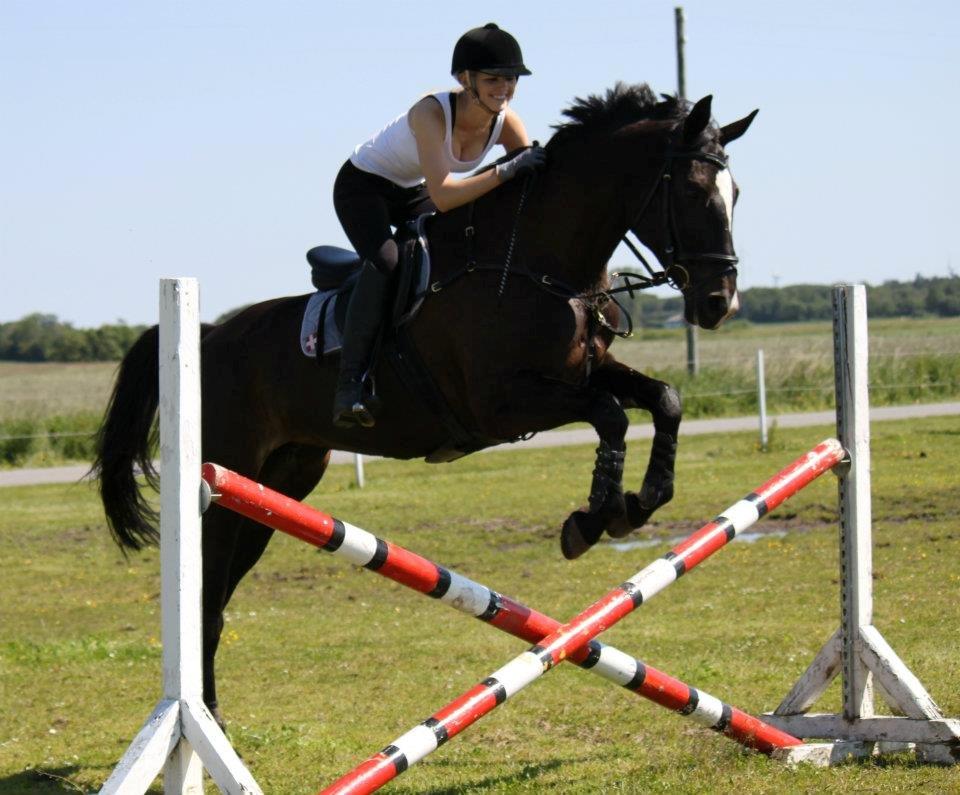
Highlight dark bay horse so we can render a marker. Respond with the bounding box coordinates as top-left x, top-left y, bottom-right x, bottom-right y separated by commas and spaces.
94, 83, 756, 726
